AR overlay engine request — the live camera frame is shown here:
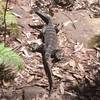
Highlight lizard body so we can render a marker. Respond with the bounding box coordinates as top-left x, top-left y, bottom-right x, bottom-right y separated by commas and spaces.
32, 10, 62, 95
